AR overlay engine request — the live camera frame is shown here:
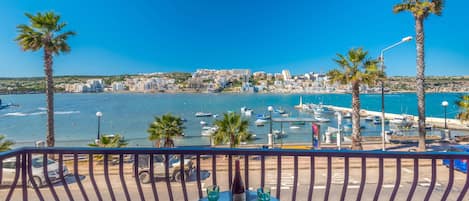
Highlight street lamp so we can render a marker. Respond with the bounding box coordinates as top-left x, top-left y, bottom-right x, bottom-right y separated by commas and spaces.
96, 112, 103, 142
336, 112, 342, 150
379, 36, 413, 151
268, 106, 274, 148
442, 101, 448, 129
